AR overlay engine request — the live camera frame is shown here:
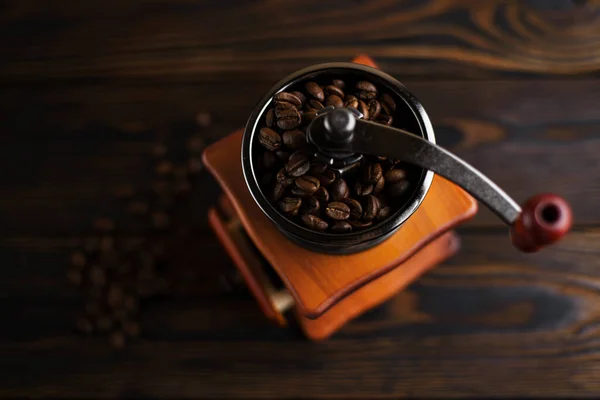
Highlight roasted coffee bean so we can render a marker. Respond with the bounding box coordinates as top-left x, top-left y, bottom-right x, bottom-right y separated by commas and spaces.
301, 214, 328, 231
302, 197, 320, 215
377, 206, 392, 220
358, 100, 370, 120
330, 178, 350, 201
381, 93, 396, 113
294, 175, 320, 195
342, 198, 363, 220
331, 221, 352, 233
332, 79, 346, 89
384, 168, 408, 184
344, 95, 359, 109
286, 151, 311, 177
305, 82, 324, 102
268, 182, 285, 202
314, 187, 330, 203
290, 91, 306, 105
289, 208, 300, 217
277, 167, 296, 186
309, 99, 324, 110
276, 108, 301, 130
356, 81, 377, 93
363, 162, 383, 184
363, 195, 380, 221
309, 161, 328, 175
355, 180, 373, 196
303, 109, 319, 125
368, 99, 381, 120
282, 130, 306, 150
376, 113, 393, 126
317, 169, 336, 186
324, 85, 345, 98
259, 127, 282, 151
348, 219, 373, 229
388, 180, 410, 197
275, 101, 295, 111
275, 92, 302, 107
263, 151, 278, 169
325, 95, 343, 108
373, 175, 385, 194
275, 151, 290, 162
279, 197, 302, 213
325, 201, 351, 220
358, 91, 377, 101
